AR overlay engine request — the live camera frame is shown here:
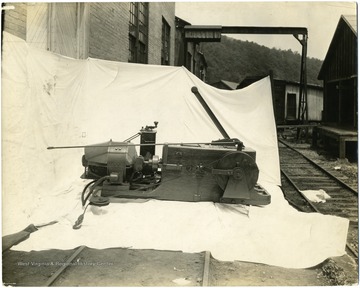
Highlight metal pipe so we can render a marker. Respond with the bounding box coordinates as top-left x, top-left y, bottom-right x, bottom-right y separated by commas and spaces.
47, 141, 240, 150
191, 86, 230, 139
